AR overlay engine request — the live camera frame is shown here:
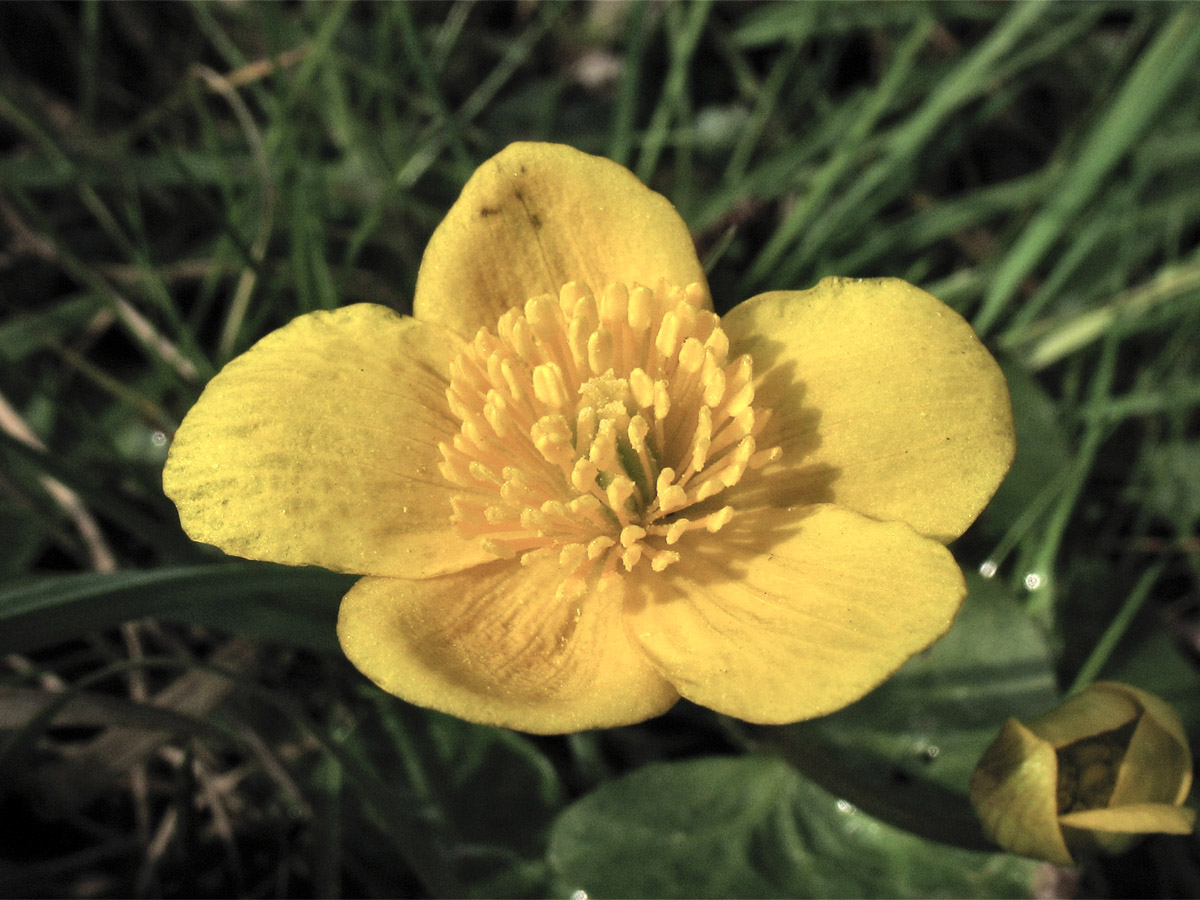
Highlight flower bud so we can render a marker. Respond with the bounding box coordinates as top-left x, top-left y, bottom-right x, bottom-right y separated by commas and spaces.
969, 681, 1195, 866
